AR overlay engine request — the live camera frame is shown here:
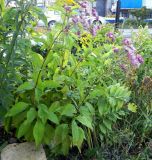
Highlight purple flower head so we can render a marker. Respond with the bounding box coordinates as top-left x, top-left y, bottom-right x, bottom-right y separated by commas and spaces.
91, 26, 97, 36
107, 32, 114, 38
83, 21, 89, 30
131, 58, 140, 68
123, 38, 131, 46
136, 54, 144, 64
72, 15, 79, 24
127, 51, 135, 60
92, 8, 98, 17
113, 47, 119, 53
106, 32, 115, 41
124, 45, 136, 55
128, 45, 136, 51
88, 19, 91, 25
127, 52, 140, 68
64, 5, 71, 12
92, 8, 96, 13
85, 9, 90, 16
80, 1, 87, 8
96, 16, 99, 21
